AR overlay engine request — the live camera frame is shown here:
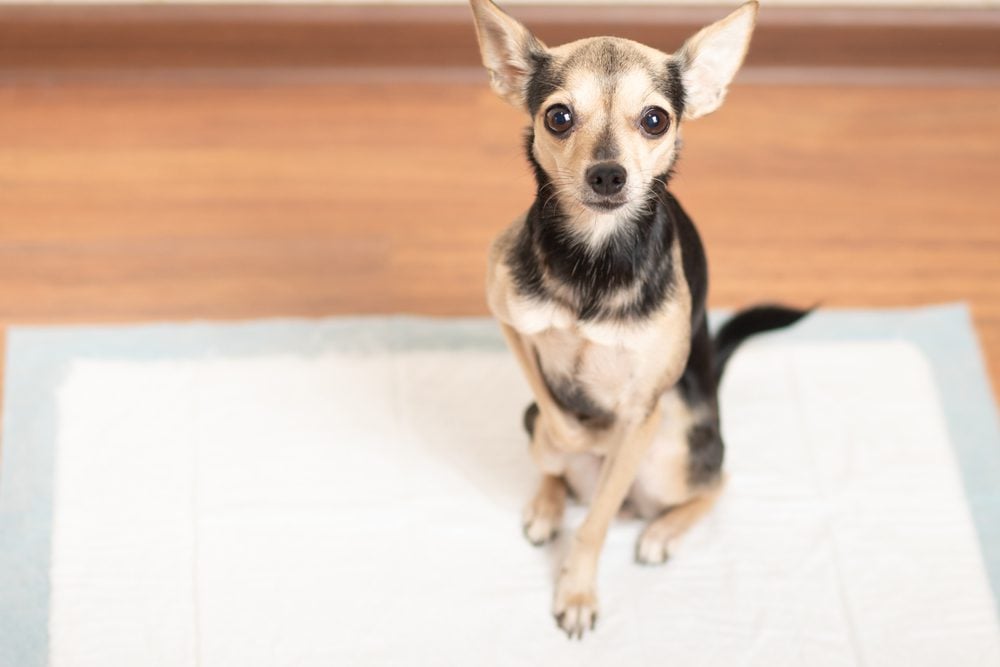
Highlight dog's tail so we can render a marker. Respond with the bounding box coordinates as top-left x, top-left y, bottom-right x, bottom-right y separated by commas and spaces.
713, 304, 813, 384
